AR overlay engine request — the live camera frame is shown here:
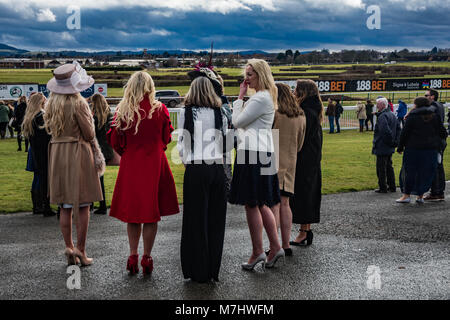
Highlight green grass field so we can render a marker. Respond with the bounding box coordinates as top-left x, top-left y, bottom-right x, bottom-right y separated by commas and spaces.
1, 61, 449, 98
2, 130, 450, 213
